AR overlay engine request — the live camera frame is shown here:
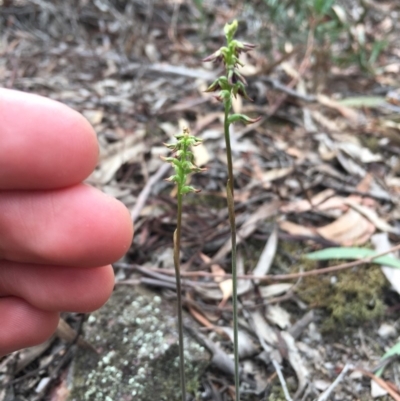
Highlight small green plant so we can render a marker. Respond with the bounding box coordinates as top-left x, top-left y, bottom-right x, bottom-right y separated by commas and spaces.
163, 127, 204, 401
203, 20, 259, 401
